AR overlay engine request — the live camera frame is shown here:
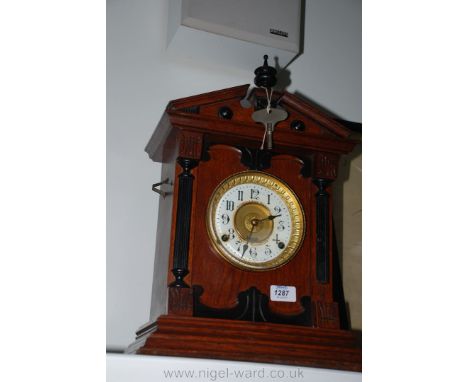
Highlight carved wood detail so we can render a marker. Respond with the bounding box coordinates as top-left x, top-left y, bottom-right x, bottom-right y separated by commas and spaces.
314, 152, 339, 180
168, 287, 193, 316
178, 130, 203, 159
314, 301, 340, 329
